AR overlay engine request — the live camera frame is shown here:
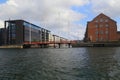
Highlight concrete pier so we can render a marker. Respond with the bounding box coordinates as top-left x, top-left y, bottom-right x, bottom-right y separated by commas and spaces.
0, 45, 23, 48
